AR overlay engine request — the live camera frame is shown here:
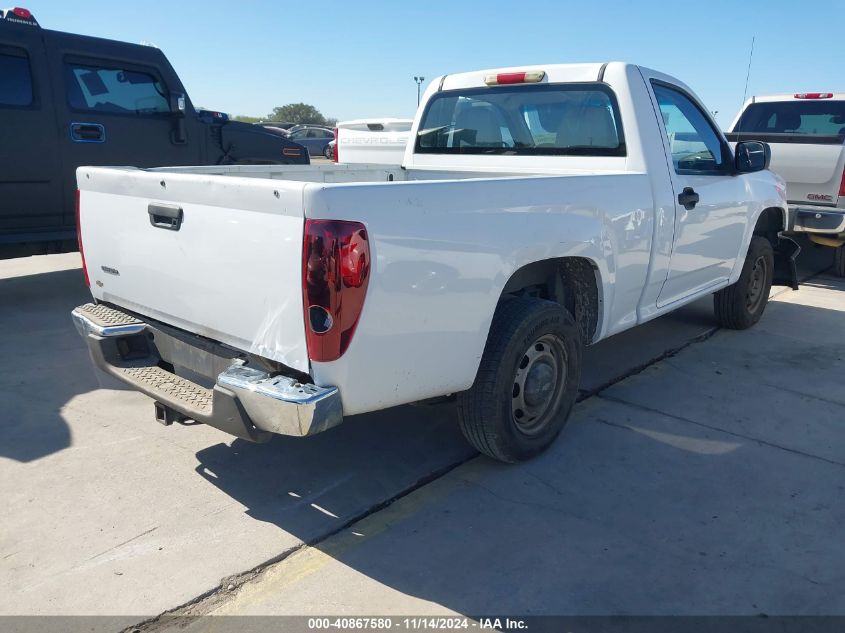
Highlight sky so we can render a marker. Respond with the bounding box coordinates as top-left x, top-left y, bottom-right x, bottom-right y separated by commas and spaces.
21, 0, 845, 129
